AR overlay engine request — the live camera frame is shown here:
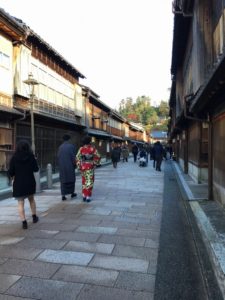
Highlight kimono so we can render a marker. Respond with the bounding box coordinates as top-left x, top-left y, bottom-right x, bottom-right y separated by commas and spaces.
76, 144, 101, 198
